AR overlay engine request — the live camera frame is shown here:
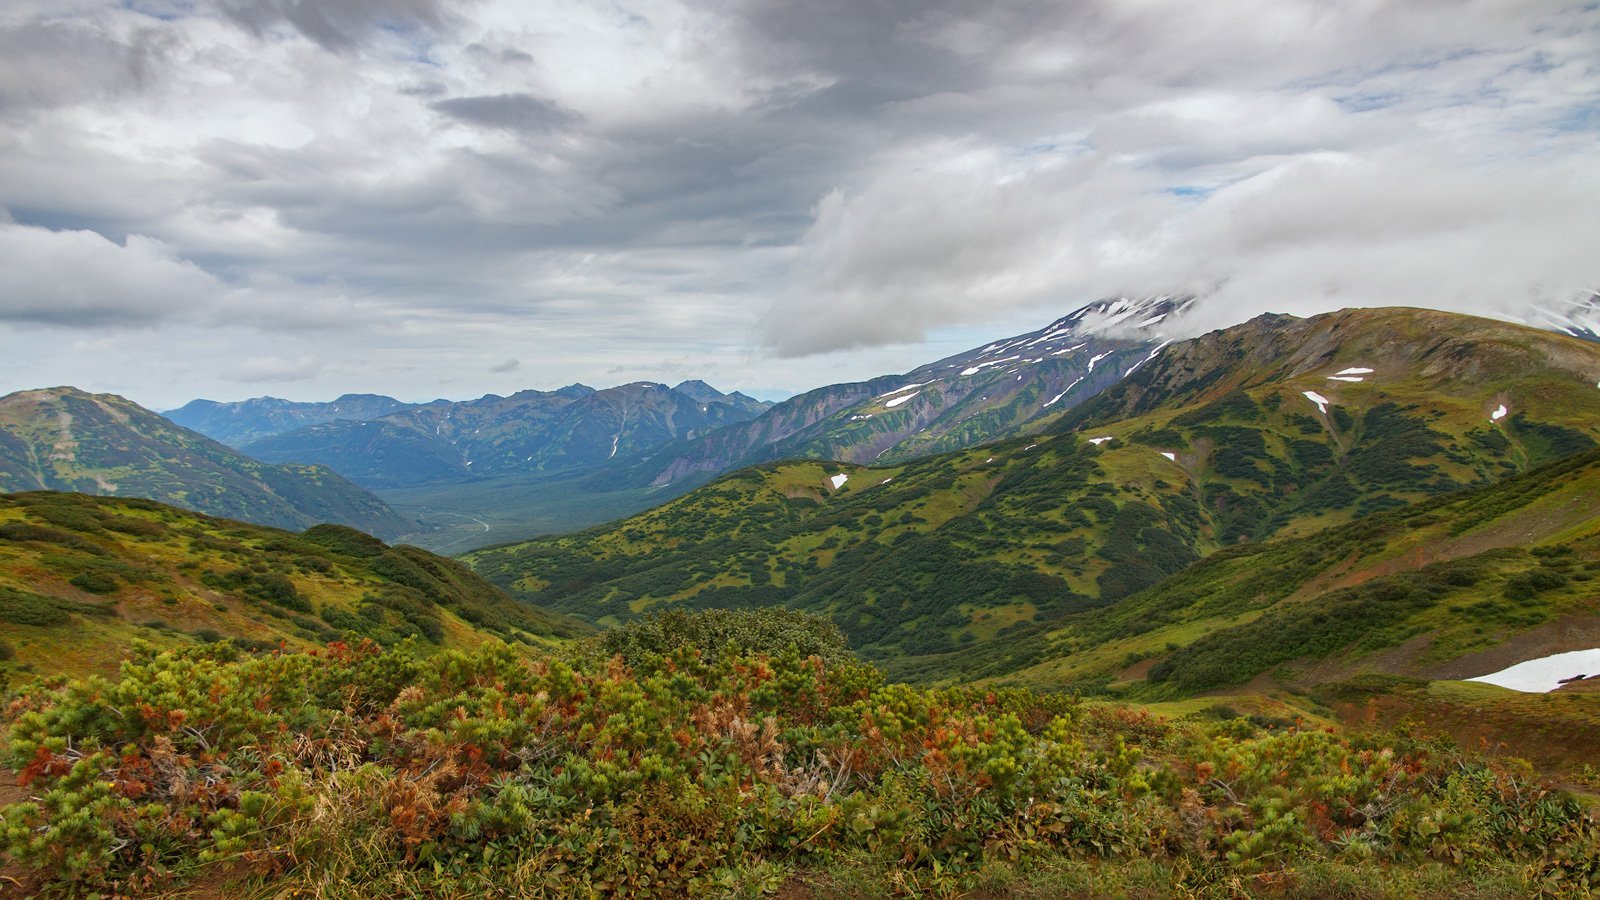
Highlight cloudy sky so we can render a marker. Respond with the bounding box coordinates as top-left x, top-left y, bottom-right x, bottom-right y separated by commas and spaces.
1, 0, 1597, 409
